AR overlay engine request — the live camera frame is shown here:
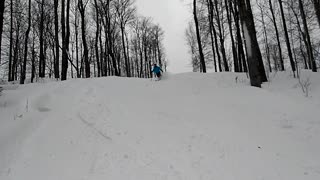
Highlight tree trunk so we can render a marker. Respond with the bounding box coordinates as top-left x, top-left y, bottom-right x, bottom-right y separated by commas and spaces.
61, 0, 70, 80
31, 37, 35, 83
66, 0, 71, 72
121, 25, 130, 77
78, 0, 90, 78
291, 6, 310, 69
39, 0, 45, 78
94, 0, 101, 77
226, 0, 239, 72
54, 0, 60, 79
99, 25, 104, 76
313, 0, 320, 28
214, 0, 229, 71
259, 3, 272, 73
238, 0, 267, 87
206, 0, 217, 72
231, 1, 247, 72
269, 0, 285, 71
61, 0, 66, 80
20, 0, 31, 84
75, 2, 80, 78
299, 36, 308, 69
278, 0, 296, 76
8, 0, 13, 81
0, 0, 5, 63
102, 0, 120, 76
299, 0, 317, 72
193, 0, 206, 73
13, 24, 20, 81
